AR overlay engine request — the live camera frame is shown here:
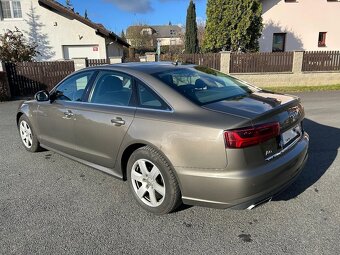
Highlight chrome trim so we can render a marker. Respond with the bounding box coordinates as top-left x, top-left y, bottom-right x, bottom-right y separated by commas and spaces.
56, 100, 174, 113
265, 133, 307, 161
